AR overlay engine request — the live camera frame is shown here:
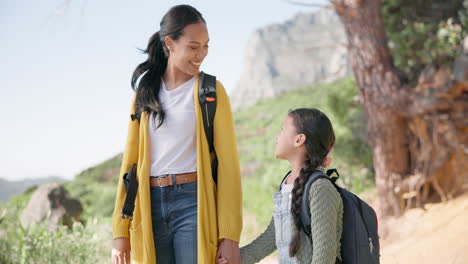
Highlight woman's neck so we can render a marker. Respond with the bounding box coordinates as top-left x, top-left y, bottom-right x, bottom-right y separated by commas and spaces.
163, 63, 194, 91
